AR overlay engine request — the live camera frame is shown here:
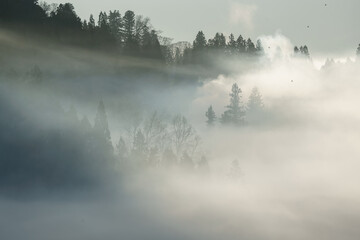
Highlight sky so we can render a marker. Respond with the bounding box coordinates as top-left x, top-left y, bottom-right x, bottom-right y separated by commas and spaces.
49, 0, 360, 56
